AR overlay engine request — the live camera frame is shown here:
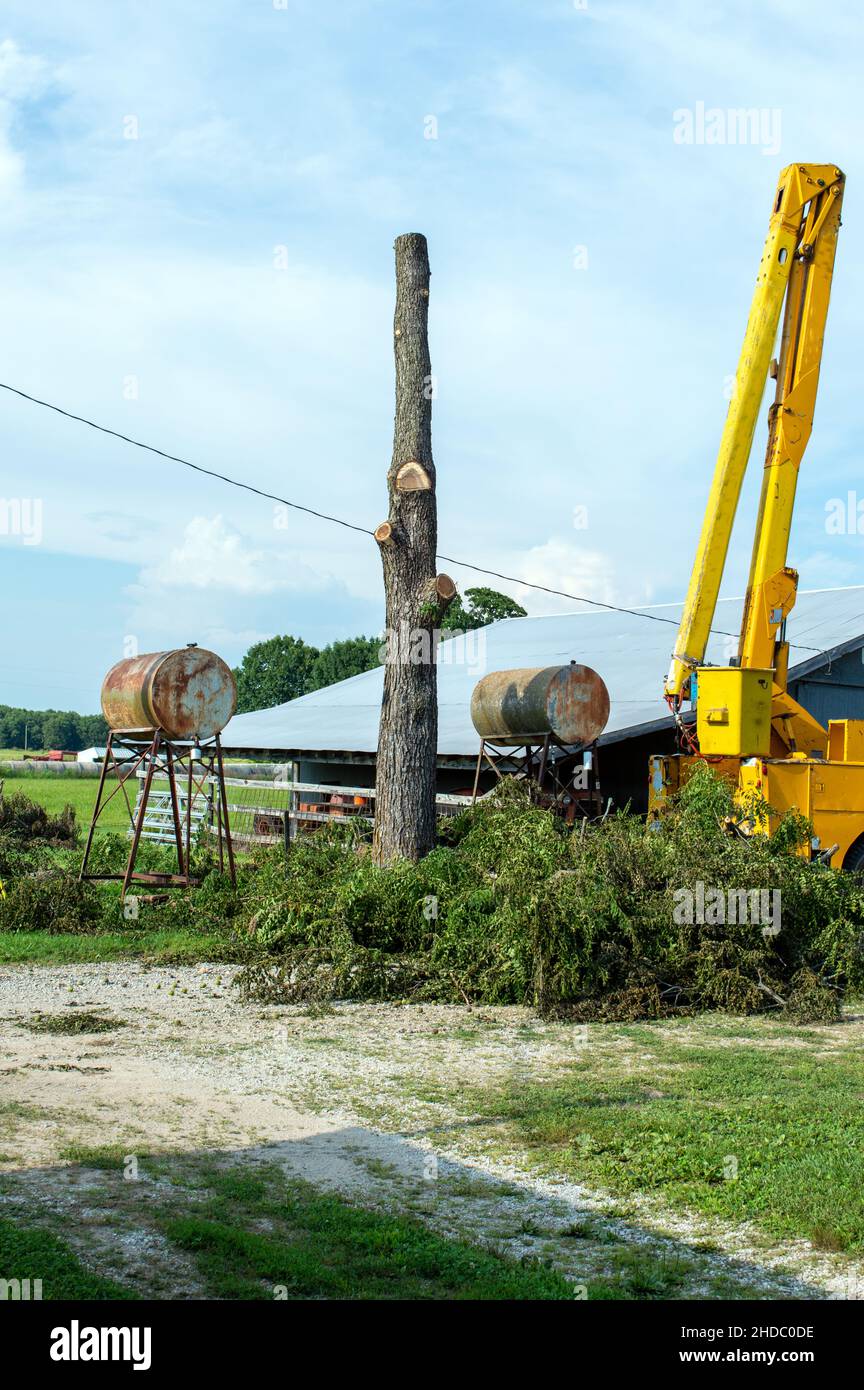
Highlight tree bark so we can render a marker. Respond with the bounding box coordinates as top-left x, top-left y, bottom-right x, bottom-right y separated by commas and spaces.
373, 233, 453, 864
